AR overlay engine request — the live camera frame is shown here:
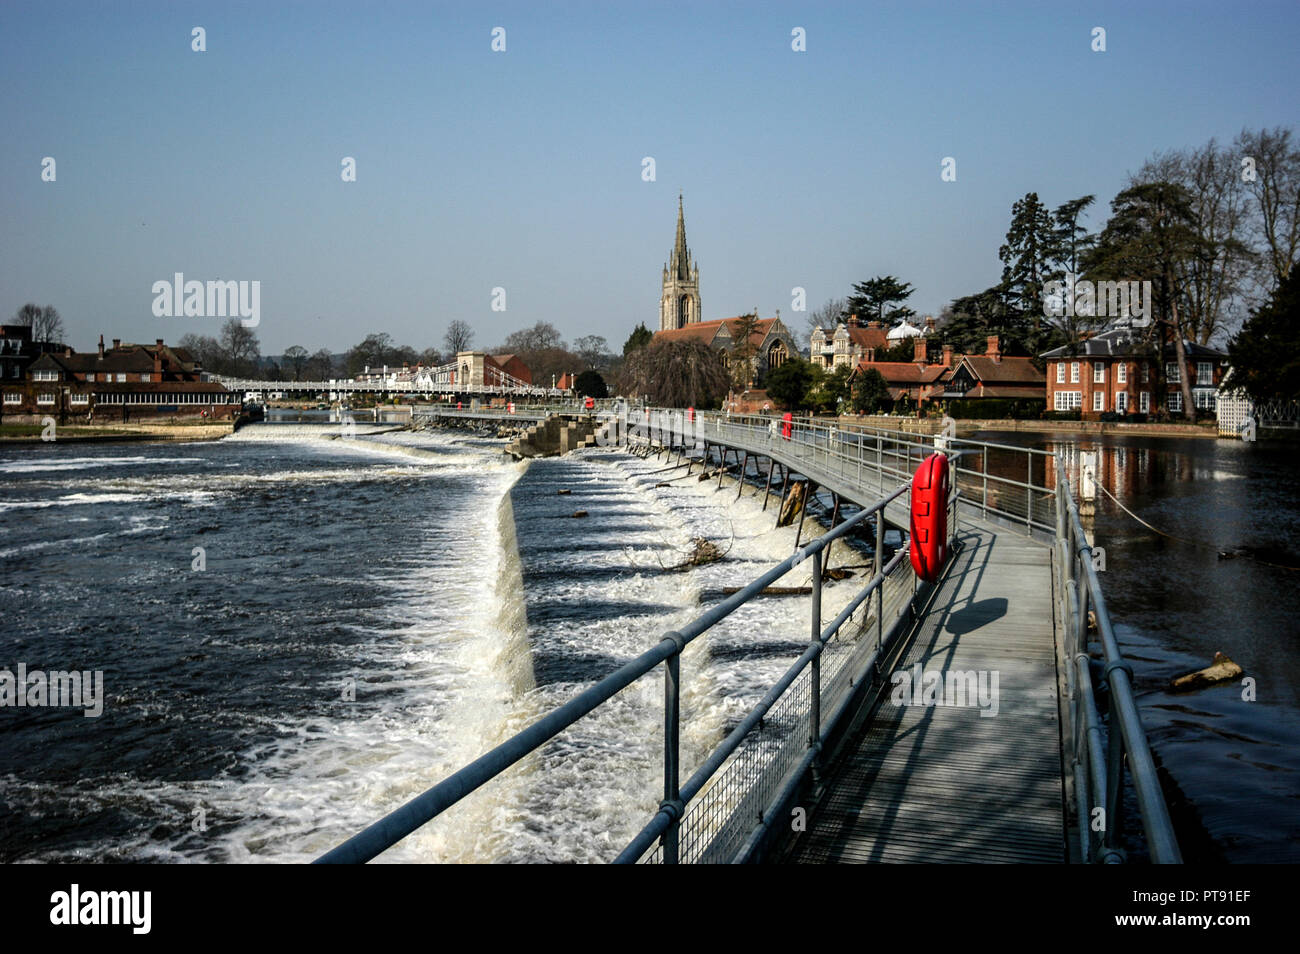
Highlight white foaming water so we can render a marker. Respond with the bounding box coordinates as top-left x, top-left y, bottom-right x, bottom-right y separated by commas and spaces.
0, 456, 205, 474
